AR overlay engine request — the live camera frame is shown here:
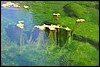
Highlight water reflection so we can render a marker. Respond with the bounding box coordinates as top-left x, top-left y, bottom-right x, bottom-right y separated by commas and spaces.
5, 25, 27, 45
1, 1, 35, 46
